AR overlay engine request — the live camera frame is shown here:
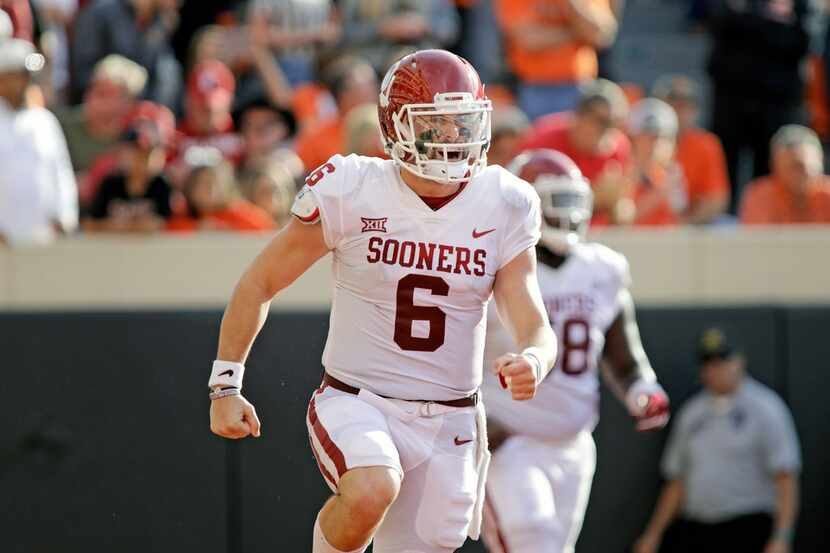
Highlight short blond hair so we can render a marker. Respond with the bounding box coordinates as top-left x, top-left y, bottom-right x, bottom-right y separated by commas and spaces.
92, 55, 148, 98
